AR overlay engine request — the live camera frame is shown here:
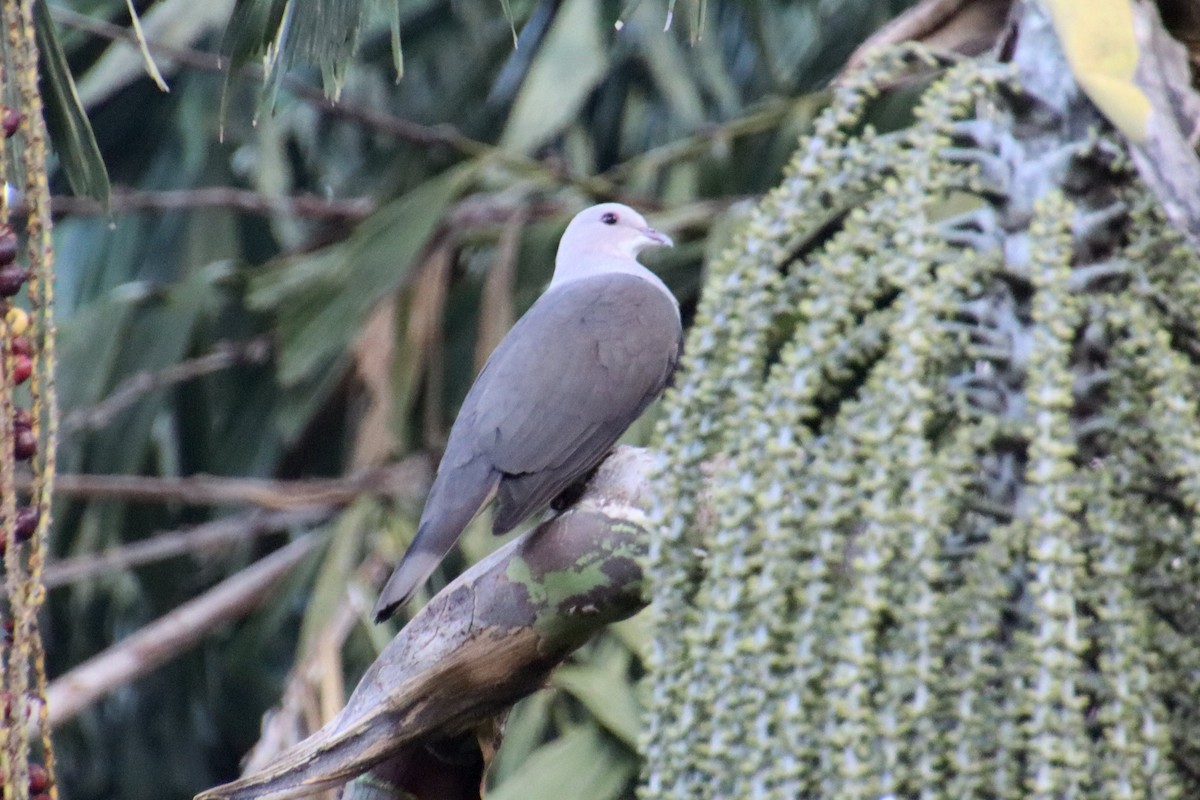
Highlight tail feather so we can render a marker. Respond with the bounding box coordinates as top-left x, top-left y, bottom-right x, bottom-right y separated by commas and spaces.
373, 460, 497, 622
